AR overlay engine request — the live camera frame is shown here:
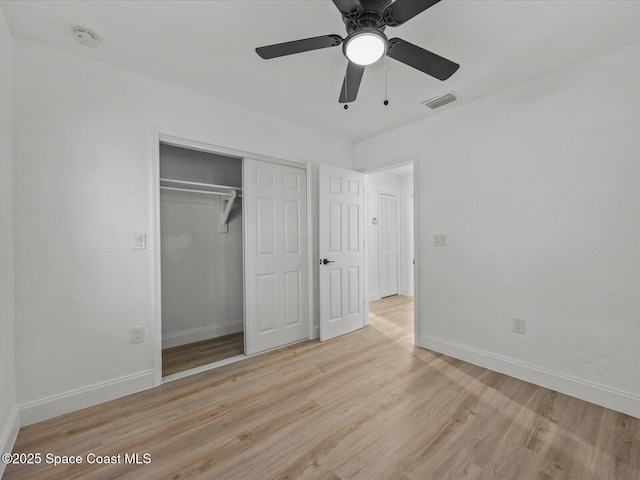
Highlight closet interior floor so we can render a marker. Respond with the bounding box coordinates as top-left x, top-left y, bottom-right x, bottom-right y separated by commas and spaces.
162, 332, 244, 376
